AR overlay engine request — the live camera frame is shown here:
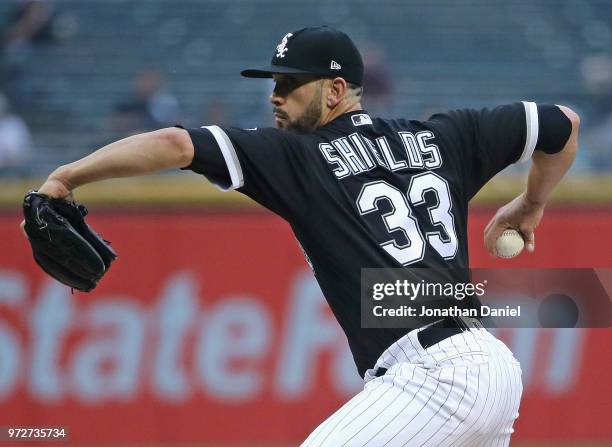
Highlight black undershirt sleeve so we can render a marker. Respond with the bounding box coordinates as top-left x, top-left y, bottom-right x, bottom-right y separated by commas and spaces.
535, 104, 572, 154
